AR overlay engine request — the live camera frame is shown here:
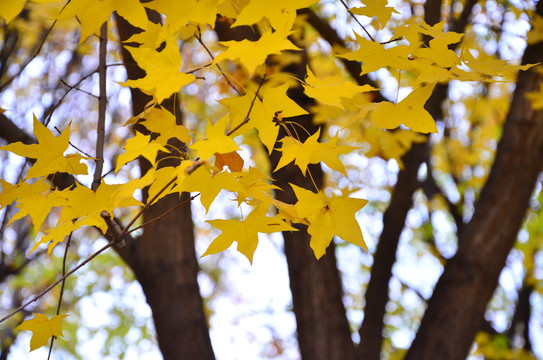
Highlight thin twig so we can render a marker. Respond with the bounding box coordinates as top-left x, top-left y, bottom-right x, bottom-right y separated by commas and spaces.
195, 27, 243, 96
226, 74, 266, 136
338, 0, 376, 42
126, 194, 200, 235
0, 25, 55, 92
186, 62, 213, 74
46, 233, 72, 360
92, 22, 108, 191
380, 36, 403, 45
45, 68, 101, 126
0, 240, 114, 324
59, 79, 98, 99
53, 126, 93, 157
